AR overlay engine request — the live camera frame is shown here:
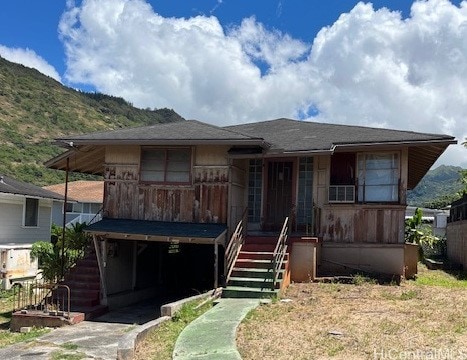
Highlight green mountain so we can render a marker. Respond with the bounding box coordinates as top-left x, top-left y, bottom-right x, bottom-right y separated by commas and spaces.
0, 56, 183, 186
1, 55, 464, 207
408, 165, 464, 208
